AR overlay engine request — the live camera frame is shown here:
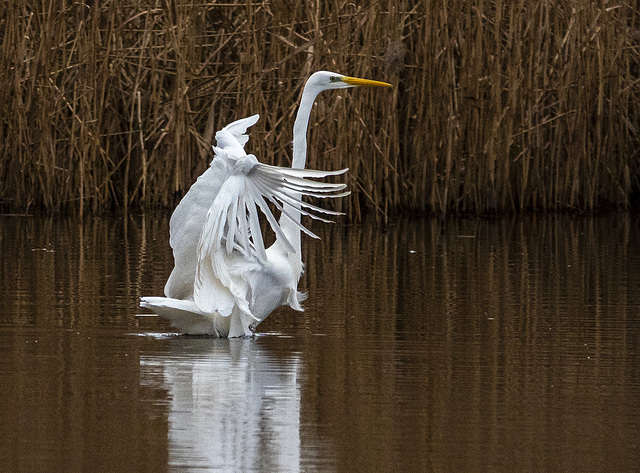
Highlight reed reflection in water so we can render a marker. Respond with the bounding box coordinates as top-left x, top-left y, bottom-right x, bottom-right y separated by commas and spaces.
0, 214, 639, 472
